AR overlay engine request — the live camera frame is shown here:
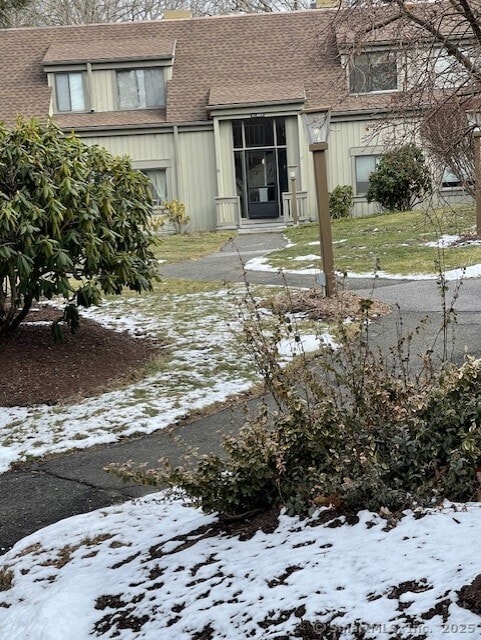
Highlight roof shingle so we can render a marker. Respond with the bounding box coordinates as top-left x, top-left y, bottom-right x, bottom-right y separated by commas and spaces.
0, 9, 395, 129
